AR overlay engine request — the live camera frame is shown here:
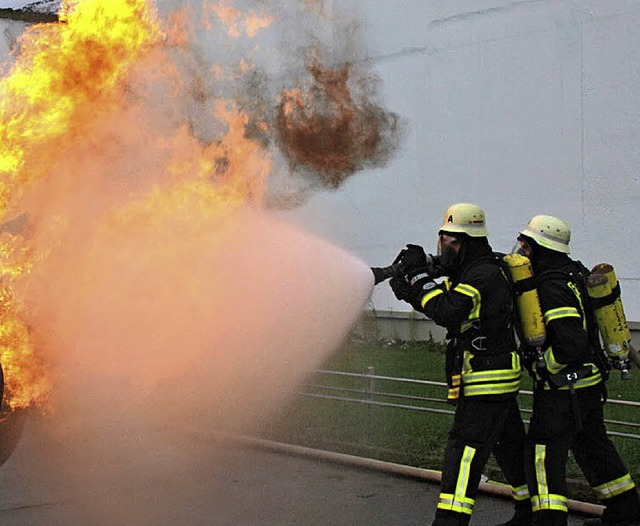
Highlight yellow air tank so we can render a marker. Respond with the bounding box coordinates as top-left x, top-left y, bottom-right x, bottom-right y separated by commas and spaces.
503, 253, 546, 348
587, 264, 631, 380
